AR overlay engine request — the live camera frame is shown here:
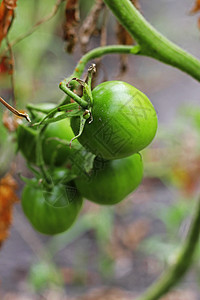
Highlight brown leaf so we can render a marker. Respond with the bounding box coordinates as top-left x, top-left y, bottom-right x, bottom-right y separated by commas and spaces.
0, 173, 19, 247
190, 0, 200, 14
0, 55, 13, 74
2, 110, 22, 132
132, 0, 140, 10
116, 23, 133, 46
79, 0, 105, 52
0, 0, 17, 46
198, 16, 200, 29
63, 0, 80, 53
